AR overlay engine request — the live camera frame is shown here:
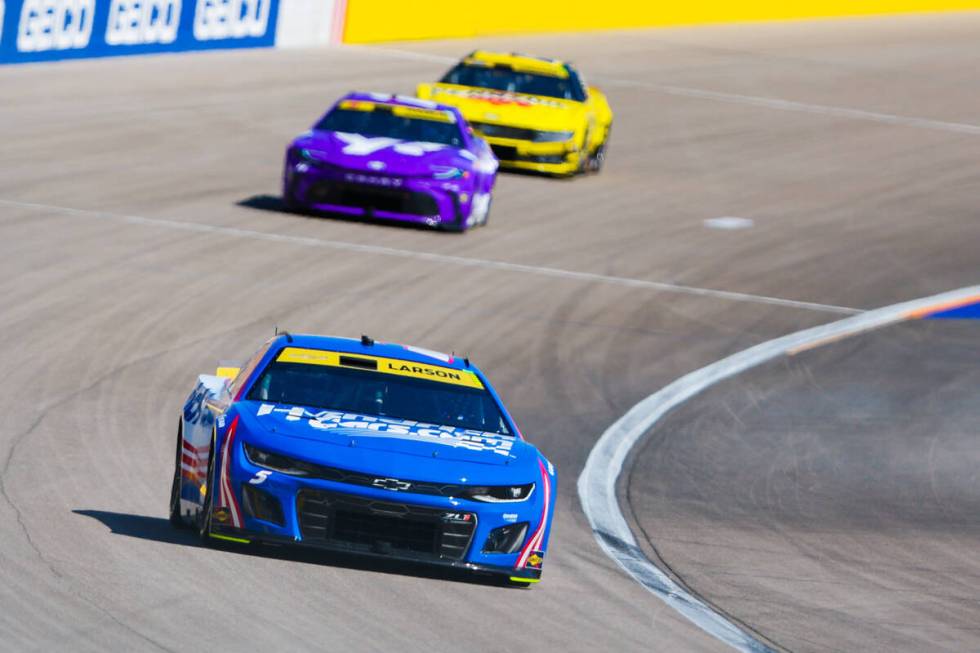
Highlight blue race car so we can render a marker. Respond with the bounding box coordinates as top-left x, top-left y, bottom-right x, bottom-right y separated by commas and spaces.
169, 333, 555, 586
